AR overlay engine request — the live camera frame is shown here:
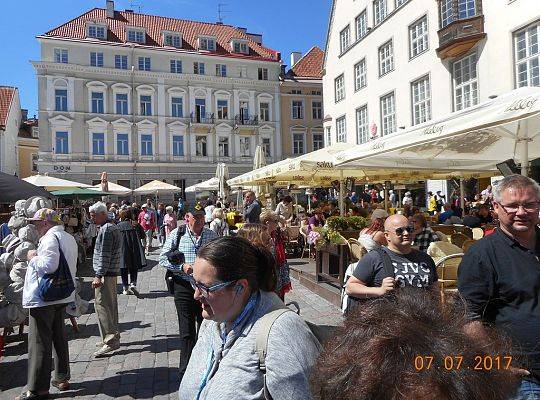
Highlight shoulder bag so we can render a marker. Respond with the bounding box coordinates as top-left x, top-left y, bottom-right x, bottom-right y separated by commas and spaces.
38, 234, 75, 302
